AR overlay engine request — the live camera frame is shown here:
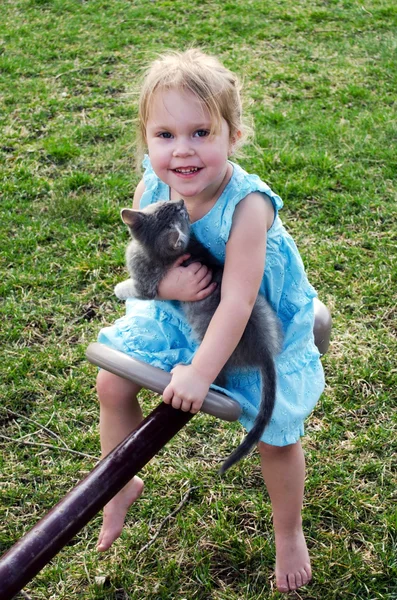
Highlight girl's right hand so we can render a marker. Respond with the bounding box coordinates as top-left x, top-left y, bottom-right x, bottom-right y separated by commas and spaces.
157, 254, 217, 301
